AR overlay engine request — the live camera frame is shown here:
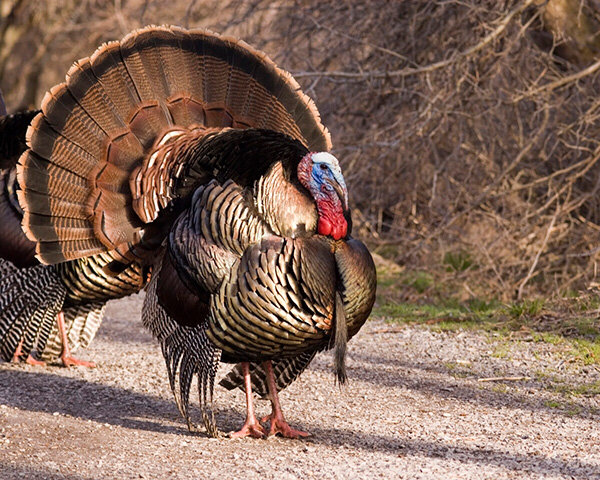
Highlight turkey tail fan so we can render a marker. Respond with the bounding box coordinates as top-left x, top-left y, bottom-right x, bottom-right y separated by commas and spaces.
0, 110, 39, 170
219, 351, 318, 398
0, 260, 66, 361
40, 302, 105, 362
142, 260, 221, 437
17, 25, 331, 265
